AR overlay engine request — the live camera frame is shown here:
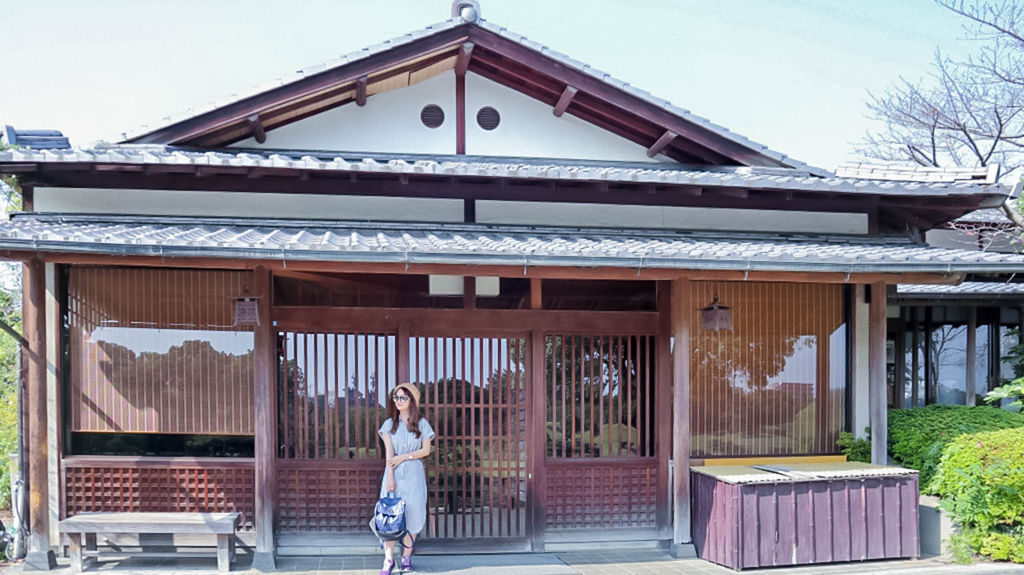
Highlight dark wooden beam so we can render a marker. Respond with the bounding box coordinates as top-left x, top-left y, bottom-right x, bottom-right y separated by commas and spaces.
456, 73, 466, 154
530, 277, 542, 309
251, 265, 276, 570
355, 76, 368, 107
647, 130, 677, 158
455, 42, 474, 77
869, 281, 888, 464
553, 86, 578, 117
23, 258, 56, 569
247, 114, 267, 144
